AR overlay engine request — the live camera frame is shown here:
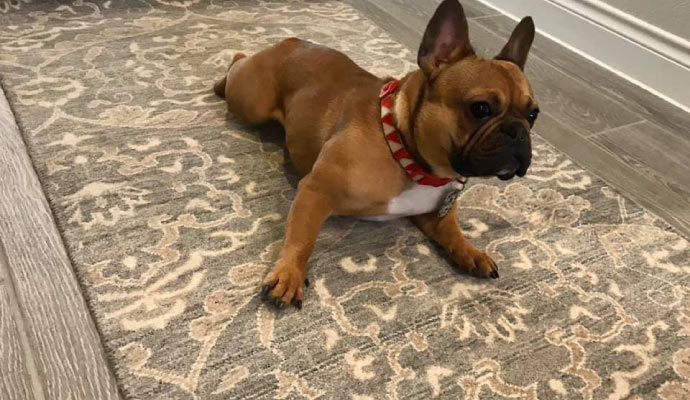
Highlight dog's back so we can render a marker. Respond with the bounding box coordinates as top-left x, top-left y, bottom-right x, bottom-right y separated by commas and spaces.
215, 37, 383, 174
